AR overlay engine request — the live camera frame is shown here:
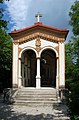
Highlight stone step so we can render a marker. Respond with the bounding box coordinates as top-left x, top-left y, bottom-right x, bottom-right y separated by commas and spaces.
14, 100, 58, 106
16, 94, 56, 97
19, 88, 56, 92
18, 91, 56, 95
54, 116, 70, 120
17, 94, 57, 98
15, 97, 57, 101
18, 91, 56, 94
17, 89, 57, 96
13, 88, 58, 106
